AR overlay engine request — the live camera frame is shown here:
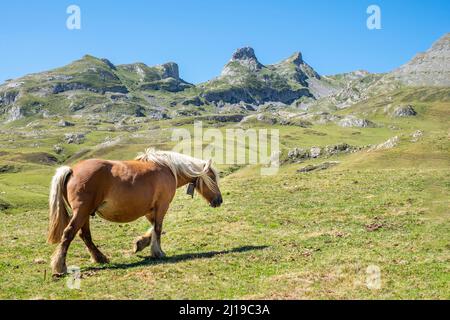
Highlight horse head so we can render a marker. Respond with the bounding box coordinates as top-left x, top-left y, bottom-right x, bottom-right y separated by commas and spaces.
197, 159, 223, 208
